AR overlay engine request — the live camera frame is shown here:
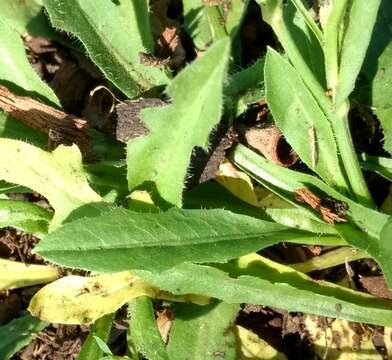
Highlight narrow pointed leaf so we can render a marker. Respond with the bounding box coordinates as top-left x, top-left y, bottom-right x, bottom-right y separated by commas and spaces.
127, 38, 230, 206
335, 1, 382, 107
43, 0, 168, 98
265, 48, 345, 188
34, 207, 313, 273
135, 258, 392, 327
